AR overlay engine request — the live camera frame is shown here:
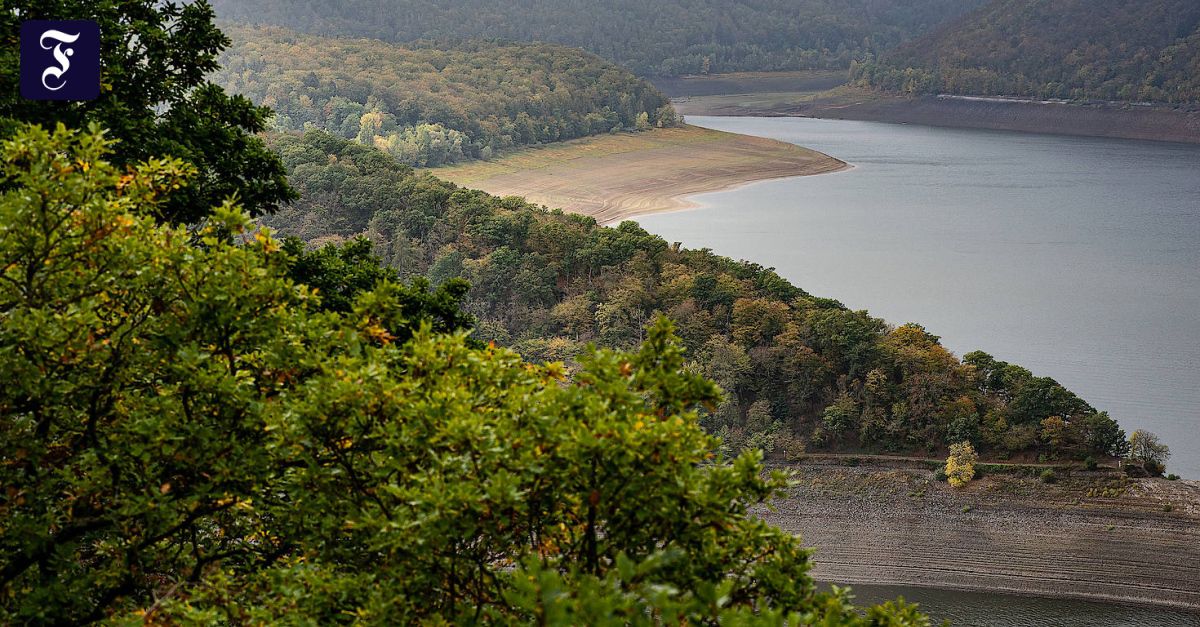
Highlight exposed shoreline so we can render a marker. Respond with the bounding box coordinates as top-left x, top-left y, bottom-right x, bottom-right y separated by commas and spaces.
668, 83, 1200, 145
760, 461, 1200, 612
427, 125, 848, 225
